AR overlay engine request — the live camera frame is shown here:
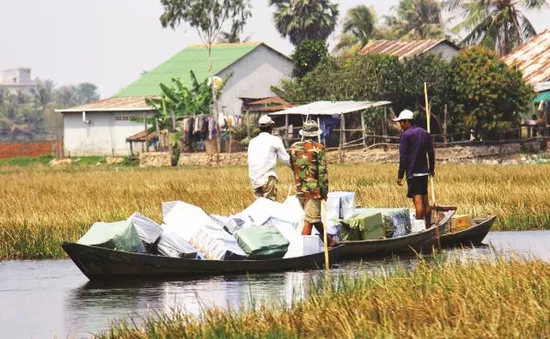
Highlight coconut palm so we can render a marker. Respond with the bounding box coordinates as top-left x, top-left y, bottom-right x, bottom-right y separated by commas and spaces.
333, 5, 397, 57
269, 0, 339, 46
386, 0, 446, 40
445, 0, 550, 55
